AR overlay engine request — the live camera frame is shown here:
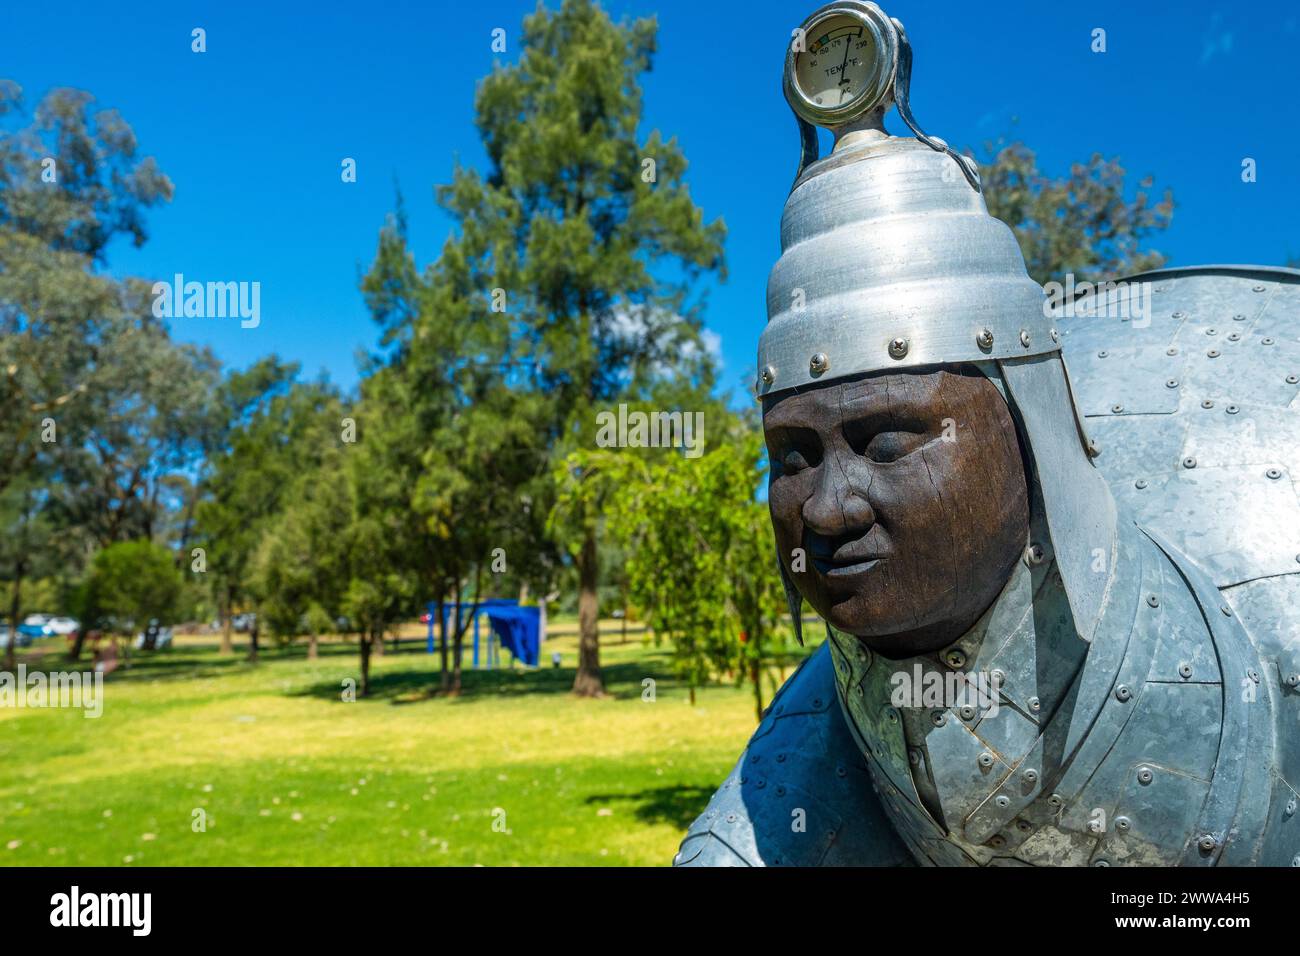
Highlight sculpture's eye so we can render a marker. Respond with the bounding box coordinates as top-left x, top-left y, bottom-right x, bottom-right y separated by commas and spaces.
780, 449, 812, 474
864, 431, 925, 463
